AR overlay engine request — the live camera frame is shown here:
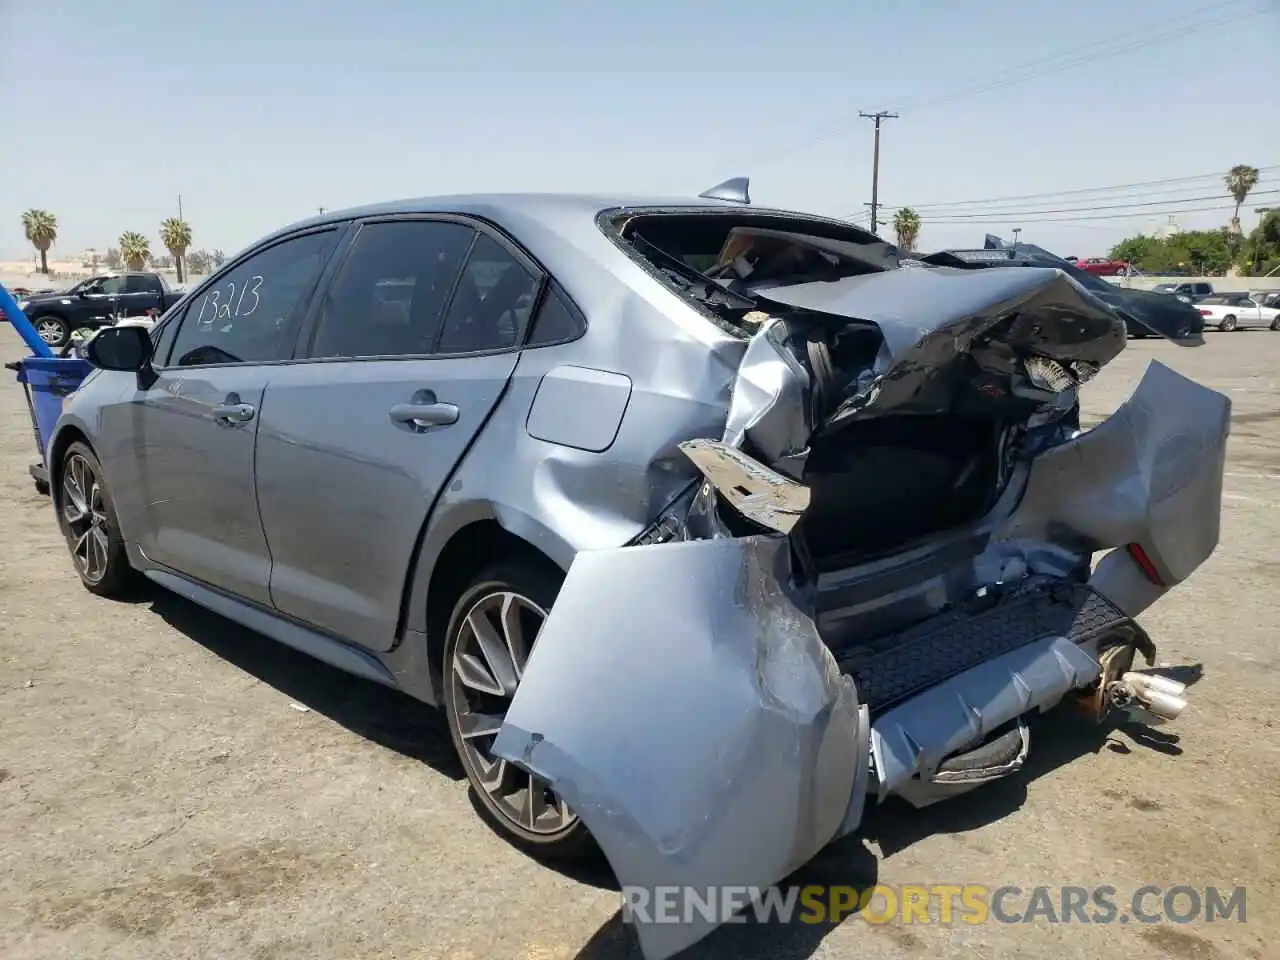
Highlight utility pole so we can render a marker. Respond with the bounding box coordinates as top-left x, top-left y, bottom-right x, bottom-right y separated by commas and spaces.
859, 111, 898, 233
318, 206, 326, 215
